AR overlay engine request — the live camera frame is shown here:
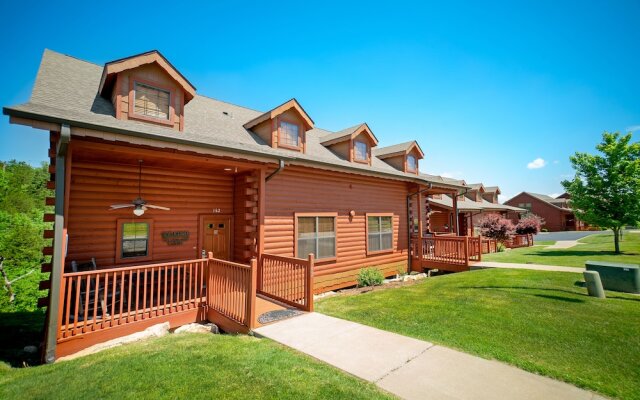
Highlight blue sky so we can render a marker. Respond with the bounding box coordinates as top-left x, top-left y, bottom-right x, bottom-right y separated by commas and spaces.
1, 0, 638, 202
